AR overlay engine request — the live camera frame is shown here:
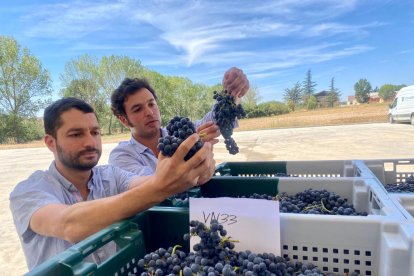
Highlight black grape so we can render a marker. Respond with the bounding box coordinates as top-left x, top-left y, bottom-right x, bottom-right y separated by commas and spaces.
212, 90, 246, 155
158, 116, 204, 161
